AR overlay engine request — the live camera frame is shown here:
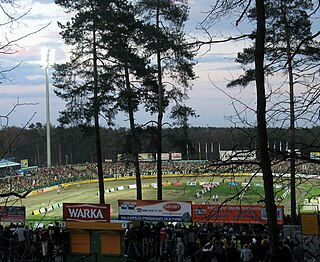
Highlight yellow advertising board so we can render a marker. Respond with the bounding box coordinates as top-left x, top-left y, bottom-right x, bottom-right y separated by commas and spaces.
310, 152, 320, 160
20, 159, 28, 168
301, 213, 319, 235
